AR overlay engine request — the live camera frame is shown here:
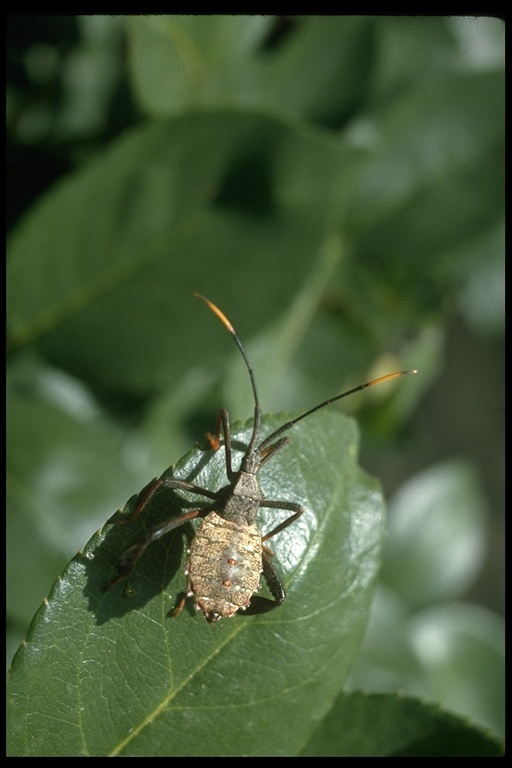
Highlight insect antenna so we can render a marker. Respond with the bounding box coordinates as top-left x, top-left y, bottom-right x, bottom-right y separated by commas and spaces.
258, 369, 417, 452
194, 293, 417, 456
194, 293, 263, 452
